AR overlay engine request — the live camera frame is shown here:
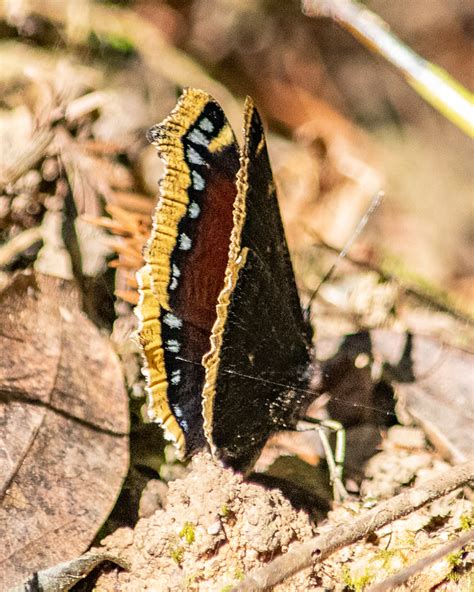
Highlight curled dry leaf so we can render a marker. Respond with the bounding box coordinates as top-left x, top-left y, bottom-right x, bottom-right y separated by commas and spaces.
14, 551, 129, 592
0, 271, 129, 589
